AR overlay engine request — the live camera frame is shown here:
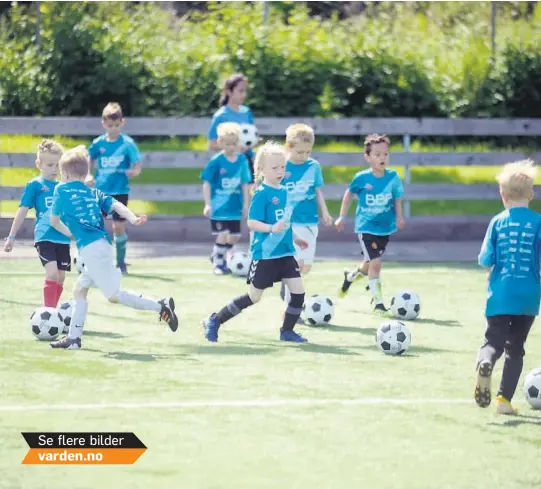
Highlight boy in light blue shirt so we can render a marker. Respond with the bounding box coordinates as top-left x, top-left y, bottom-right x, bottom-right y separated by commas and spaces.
86, 102, 142, 275
474, 159, 541, 415
335, 134, 404, 314
201, 123, 251, 274
49, 146, 178, 350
